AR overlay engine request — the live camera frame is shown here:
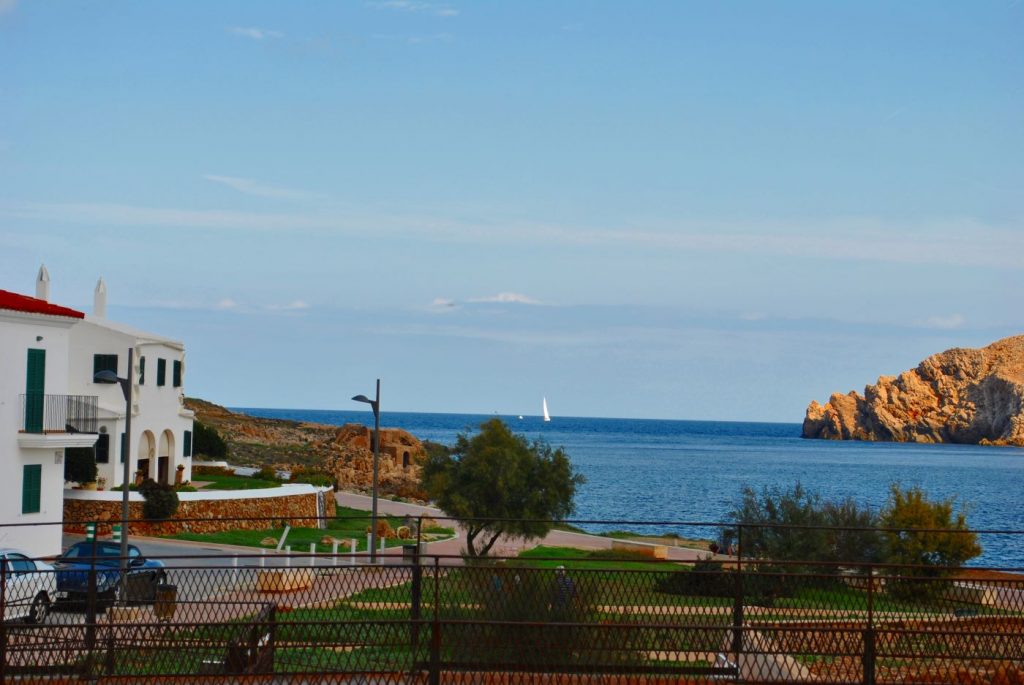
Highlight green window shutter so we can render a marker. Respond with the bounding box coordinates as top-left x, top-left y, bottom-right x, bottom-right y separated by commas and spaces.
120, 432, 126, 463
95, 434, 110, 463
25, 349, 46, 433
22, 464, 42, 514
139, 356, 146, 385
157, 358, 166, 386
93, 354, 118, 378
183, 430, 192, 458
173, 360, 182, 388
